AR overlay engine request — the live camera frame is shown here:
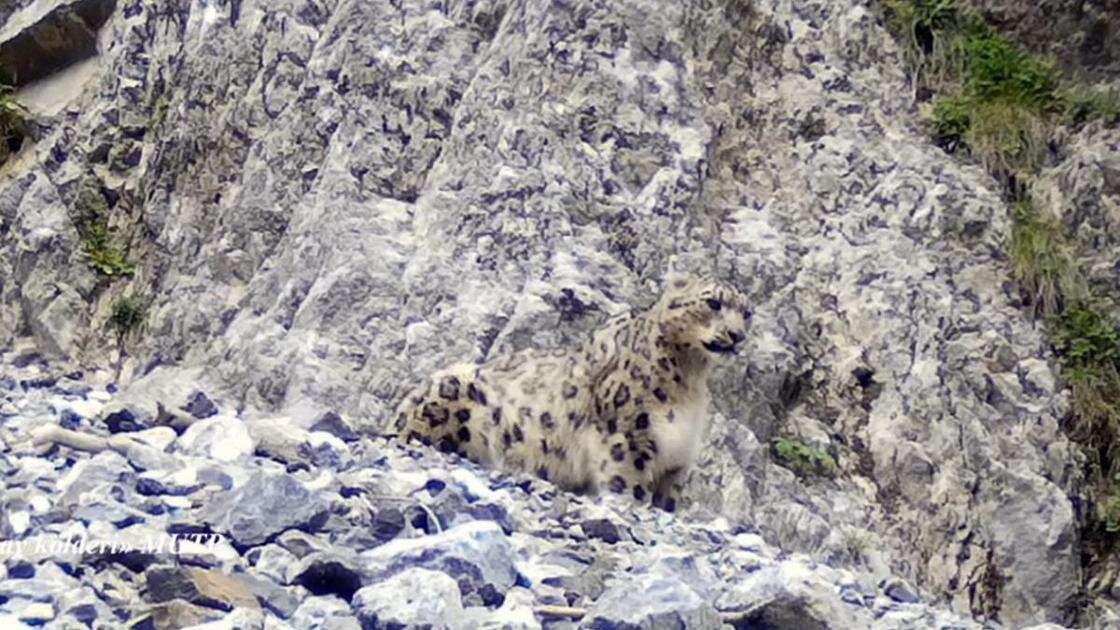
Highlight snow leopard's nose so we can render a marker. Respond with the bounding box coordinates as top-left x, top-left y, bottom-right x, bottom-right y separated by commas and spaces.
728, 330, 745, 345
